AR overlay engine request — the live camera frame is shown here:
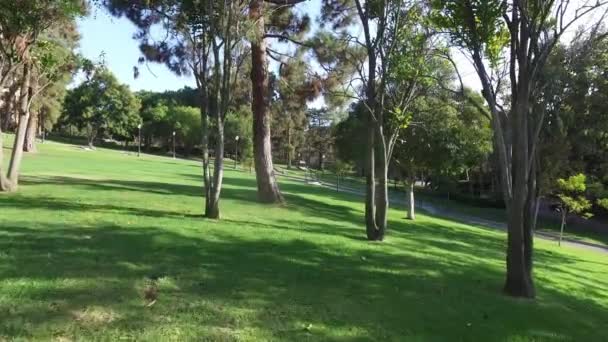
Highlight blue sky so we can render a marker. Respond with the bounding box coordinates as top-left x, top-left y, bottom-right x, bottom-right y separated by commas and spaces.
77, 10, 196, 92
